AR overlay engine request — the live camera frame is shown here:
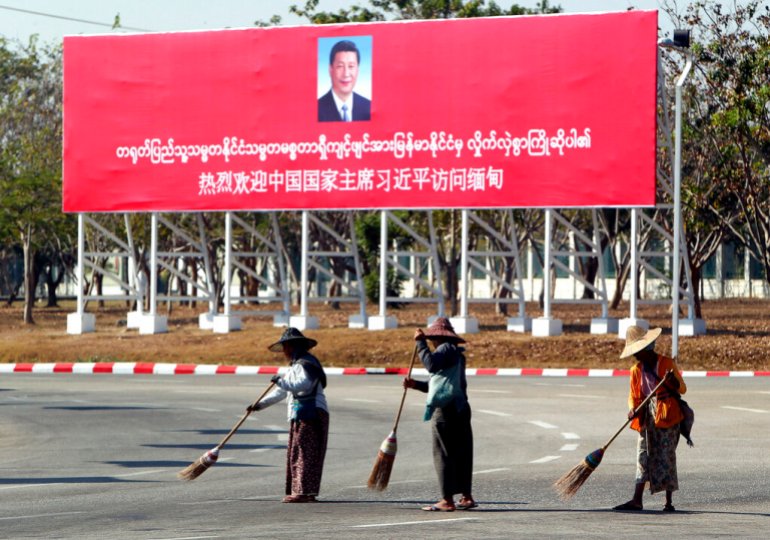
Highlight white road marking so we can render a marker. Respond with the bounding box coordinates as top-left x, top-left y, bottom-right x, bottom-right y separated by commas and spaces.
477, 409, 512, 417
190, 407, 221, 413
558, 394, 604, 399
344, 398, 382, 403
0, 511, 87, 521
114, 469, 165, 478
178, 500, 242, 505
474, 468, 510, 475
264, 425, 283, 431
757, 391, 770, 395
148, 536, 220, 540
218, 457, 235, 462
530, 455, 561, 464
348, 479, 424, 489
561, 432, 580, 440
277, 433, 289, 442
249, 445, 284, 453
559, 444, 579, 452
722, 406, 768, 414
351, 517, 477, 528
528, 420, 558, 429
0, 483, 60, 491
